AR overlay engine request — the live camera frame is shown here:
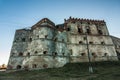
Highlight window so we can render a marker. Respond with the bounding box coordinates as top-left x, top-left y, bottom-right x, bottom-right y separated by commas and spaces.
78, 27, 82, 33
32, 64, 37, 68
91, 53, 97, 58
62, 39, 64, 42
43, 64, 48, 68
43, 51, 47, 54
83, 37, 86, 40
22, 38, 25, 42
86, 26, 91, 34
62, 53, 65, 56
81, 53, 85, 56
67, 28, 70, 31
45, 35, 48, 38
98, 30, 103, 35
70, 49, 73, 55
104, 53, 108, 56
52, 52, 57, 56
54, 38, 57, 41
35, 51, 38, 54
89, 41, 93, 44
16, 65, 22, 69
86, 29, 90, 34
29, 38, 32, 42
19, 52, 23, 56
79, 41, 83, 44
101, 41, 105, 45
27, 52, 30, 56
